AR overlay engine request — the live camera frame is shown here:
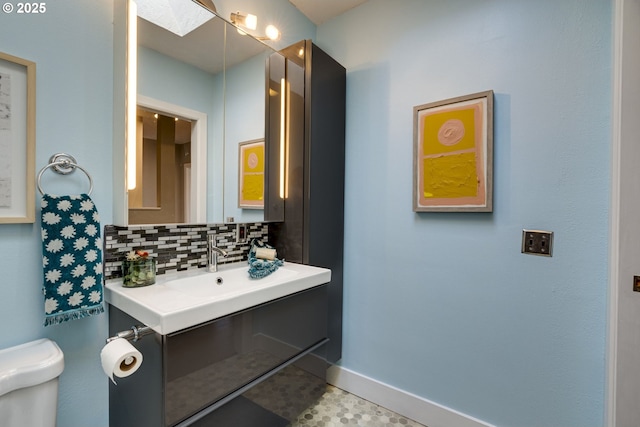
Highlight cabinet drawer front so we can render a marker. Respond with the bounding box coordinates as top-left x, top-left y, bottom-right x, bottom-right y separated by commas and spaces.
164, 285, 328, 426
